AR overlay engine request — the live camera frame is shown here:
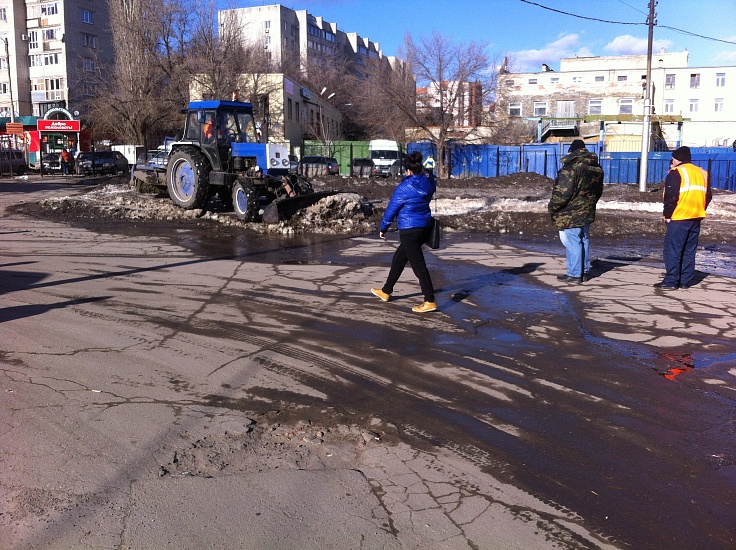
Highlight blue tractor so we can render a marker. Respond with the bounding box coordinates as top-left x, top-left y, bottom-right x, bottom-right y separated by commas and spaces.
166, 99, 326, 222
